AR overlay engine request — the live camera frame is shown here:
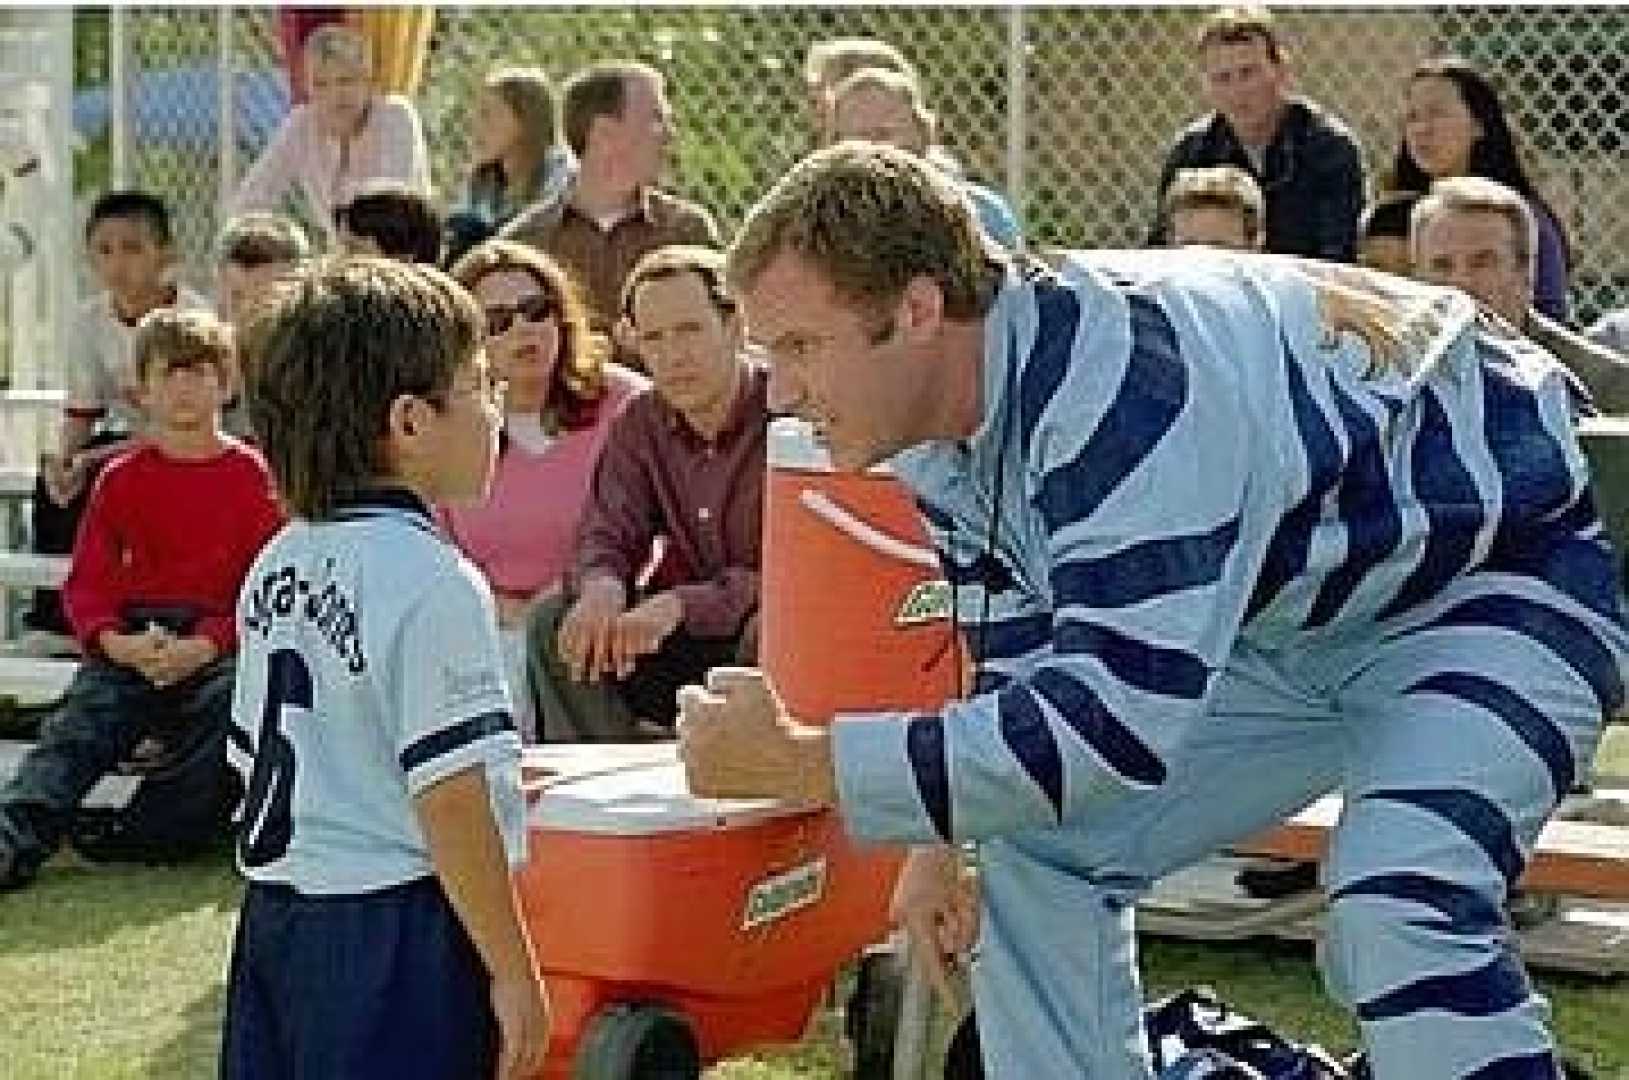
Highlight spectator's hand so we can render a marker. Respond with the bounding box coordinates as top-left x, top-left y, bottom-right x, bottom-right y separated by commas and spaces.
891, 844, 979, 1007
99, 627, 169, 680
557, 577, 624, 684
677, 667, 836, 805
490, 973, 551, 1080
145, 634, 218, 688
607, 592, 682, 678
